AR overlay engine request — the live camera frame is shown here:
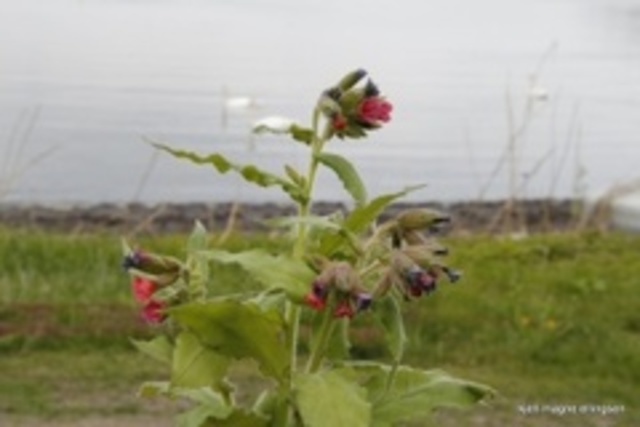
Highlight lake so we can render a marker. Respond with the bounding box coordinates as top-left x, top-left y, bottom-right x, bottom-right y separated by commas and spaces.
1, 0, 639, 205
